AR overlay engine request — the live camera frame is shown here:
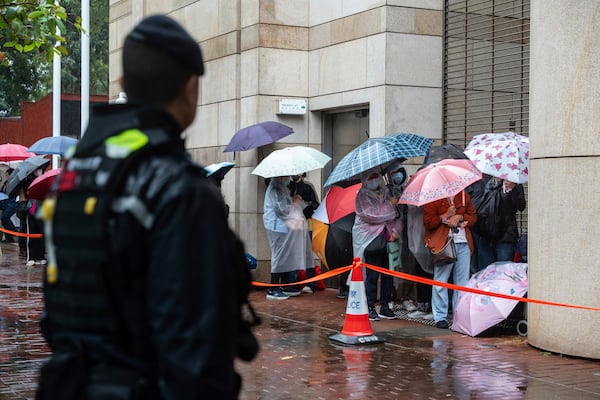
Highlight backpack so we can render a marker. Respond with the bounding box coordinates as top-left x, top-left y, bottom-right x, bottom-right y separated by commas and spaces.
475, 186, 504, 241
